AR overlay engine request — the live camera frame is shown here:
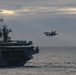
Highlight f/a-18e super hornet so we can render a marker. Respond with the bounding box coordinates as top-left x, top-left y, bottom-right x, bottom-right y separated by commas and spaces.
44, 31, 58, 37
